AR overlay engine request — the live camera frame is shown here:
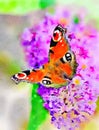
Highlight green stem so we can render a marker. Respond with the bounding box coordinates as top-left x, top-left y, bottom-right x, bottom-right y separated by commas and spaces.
27, 83, 48, 130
